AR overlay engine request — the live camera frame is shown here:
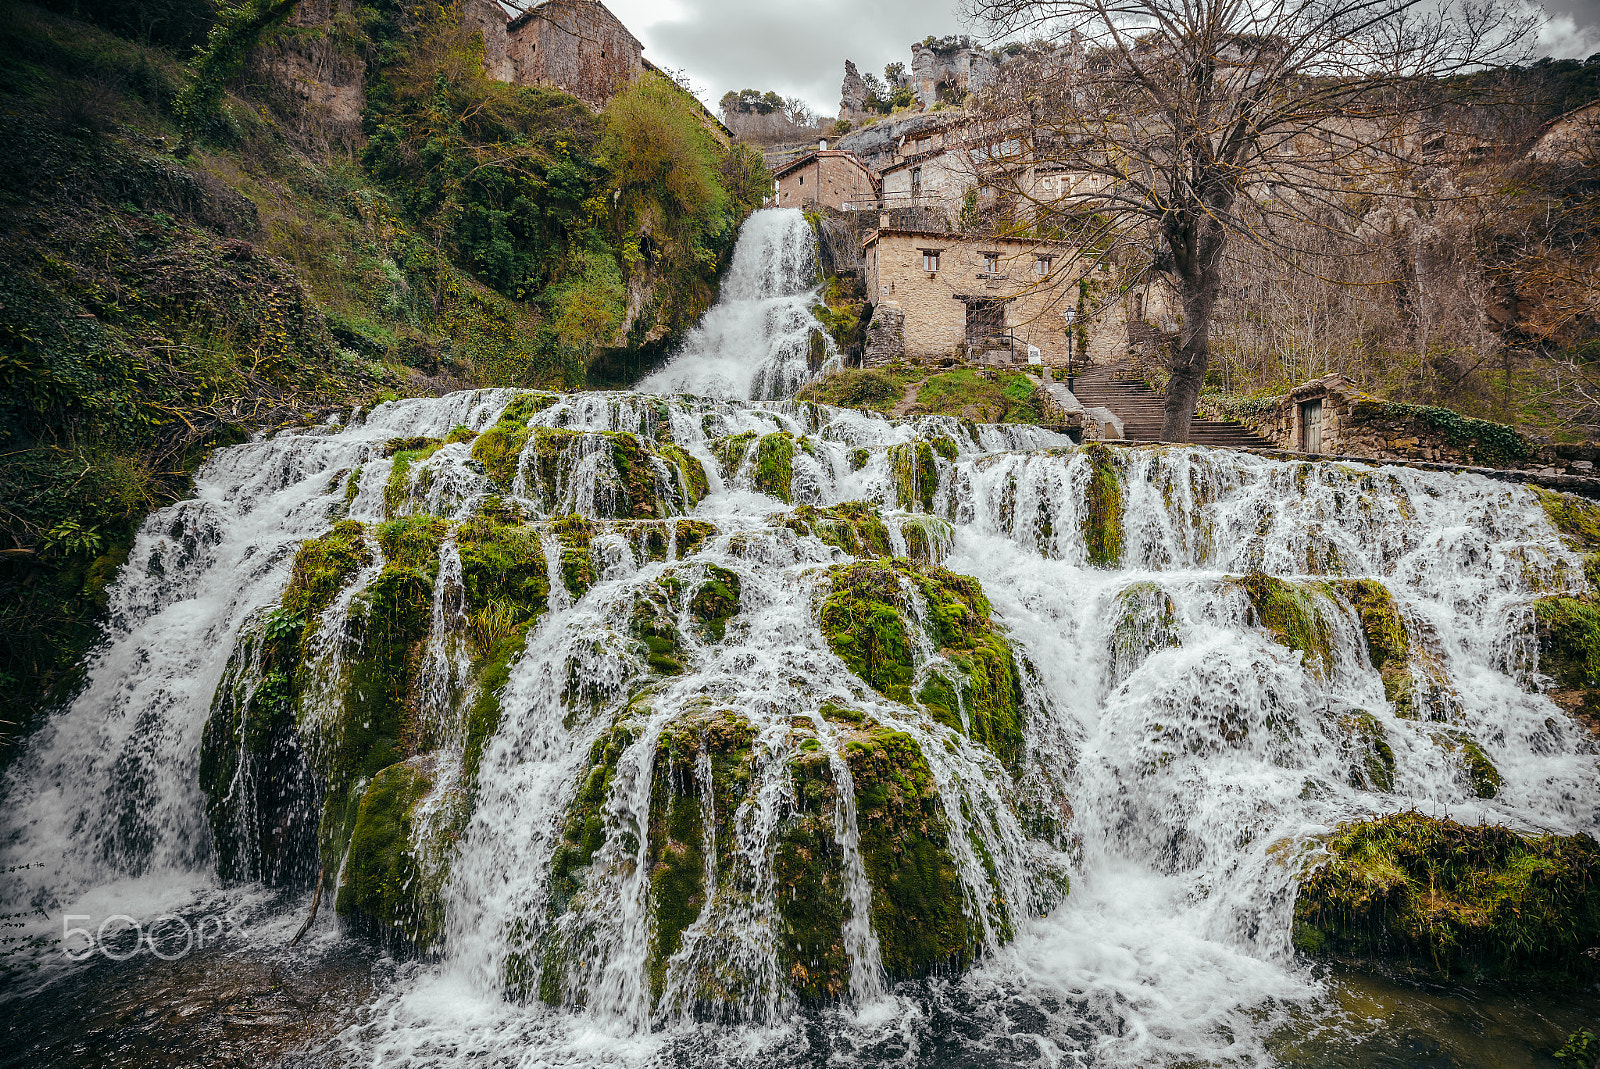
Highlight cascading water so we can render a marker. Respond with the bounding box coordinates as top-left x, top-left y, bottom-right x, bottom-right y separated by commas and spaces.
637, 207, 841, 400
3, 217, 1598, 1069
